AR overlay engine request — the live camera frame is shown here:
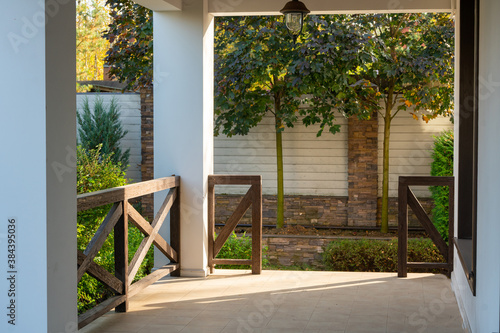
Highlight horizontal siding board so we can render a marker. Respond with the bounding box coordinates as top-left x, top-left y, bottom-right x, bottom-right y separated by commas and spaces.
216, 148, 346, 157
215, 110, 452, 198
378, 112, 453, 197
215, 164, 347, 173
214, 113, 347, 196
